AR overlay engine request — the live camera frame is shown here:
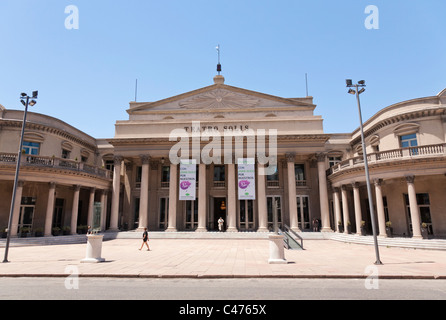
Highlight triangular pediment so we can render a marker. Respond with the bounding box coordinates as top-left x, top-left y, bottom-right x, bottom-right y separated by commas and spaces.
127, 82, 315, 115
